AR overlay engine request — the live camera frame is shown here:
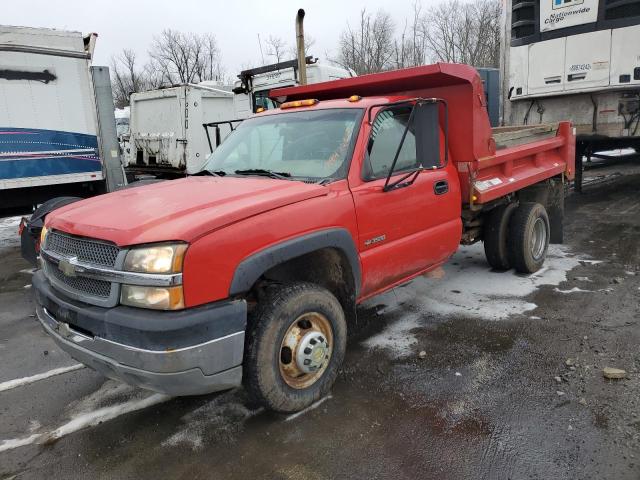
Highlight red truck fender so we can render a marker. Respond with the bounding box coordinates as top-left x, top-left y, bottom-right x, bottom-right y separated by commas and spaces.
229, 228, 362, 299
